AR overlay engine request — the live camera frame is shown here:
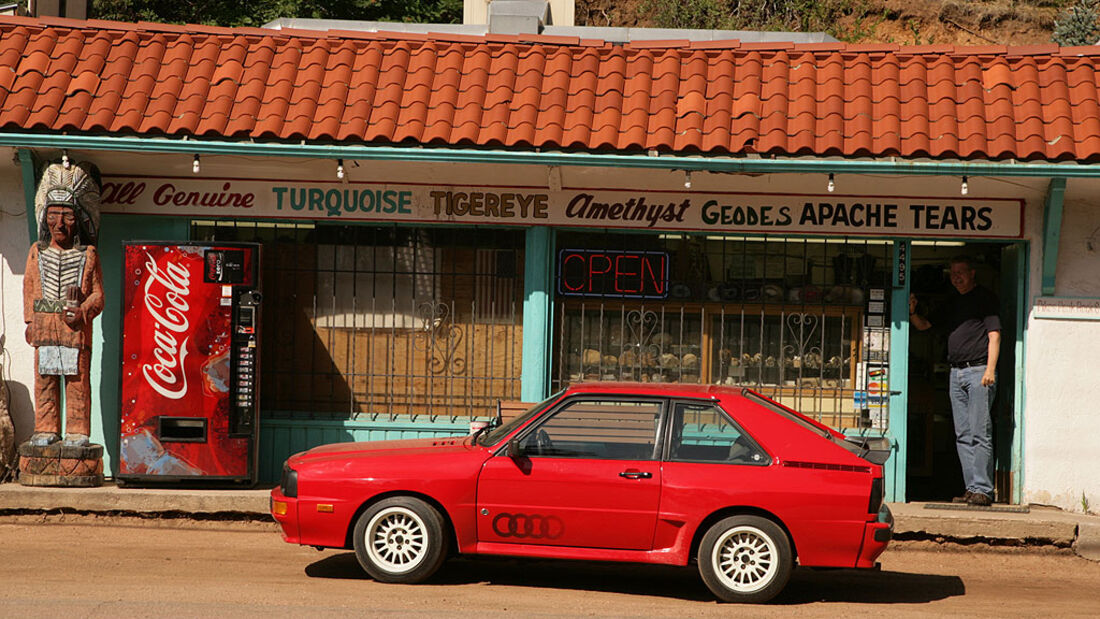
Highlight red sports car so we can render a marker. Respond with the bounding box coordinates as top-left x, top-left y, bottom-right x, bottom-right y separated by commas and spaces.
271, 383, 893, 603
